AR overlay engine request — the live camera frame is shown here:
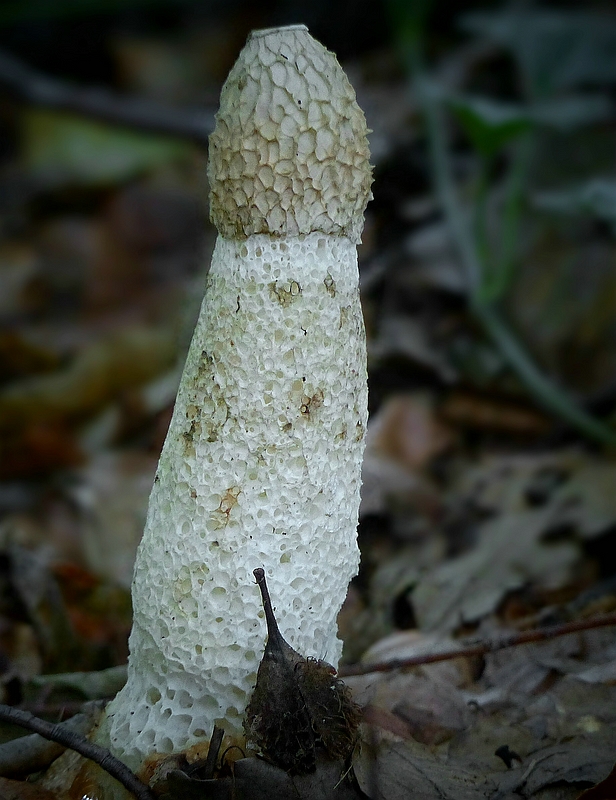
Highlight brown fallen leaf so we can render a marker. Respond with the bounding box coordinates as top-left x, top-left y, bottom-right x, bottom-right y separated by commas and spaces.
160, 756, 363, 799
0, 776, 57, 799
369, 393, 453, 472
504, 733, 616, 799
439, 391, 551, 436
0, 326, 176, 434
0, 421, 83, 479
577, 760, 616, 800
346, 632, 471, 749
353, 728, 497, 800
411, 507, 578, 632
0, 331, 59, 385
69, 449, 159, 588
6, 544, 82, 674
360, 706, 414, 740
